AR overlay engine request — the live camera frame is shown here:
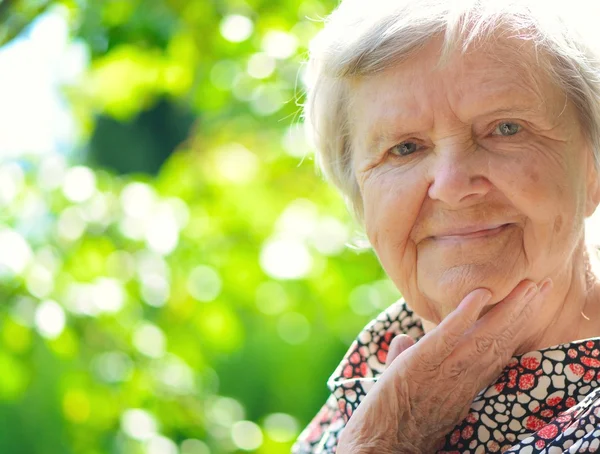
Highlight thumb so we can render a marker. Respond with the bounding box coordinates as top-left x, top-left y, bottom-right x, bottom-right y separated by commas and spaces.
385, 334, 415, 368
